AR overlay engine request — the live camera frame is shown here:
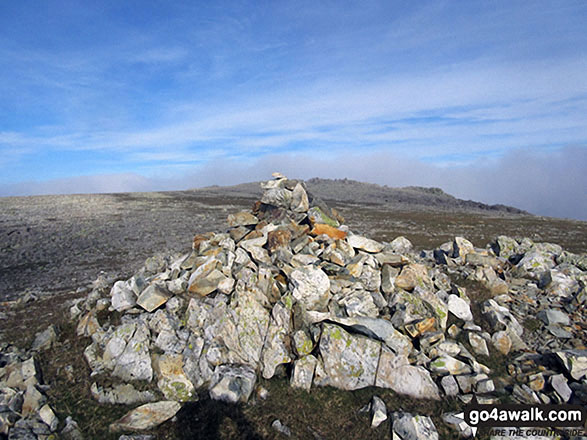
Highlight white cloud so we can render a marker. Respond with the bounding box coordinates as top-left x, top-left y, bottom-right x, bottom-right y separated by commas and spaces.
3, 146, 585, 220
